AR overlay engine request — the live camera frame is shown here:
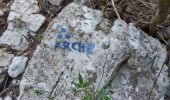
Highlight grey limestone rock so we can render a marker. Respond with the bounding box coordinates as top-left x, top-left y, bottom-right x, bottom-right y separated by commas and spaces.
17, 3, 169, 100
8, 56, 28, 78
